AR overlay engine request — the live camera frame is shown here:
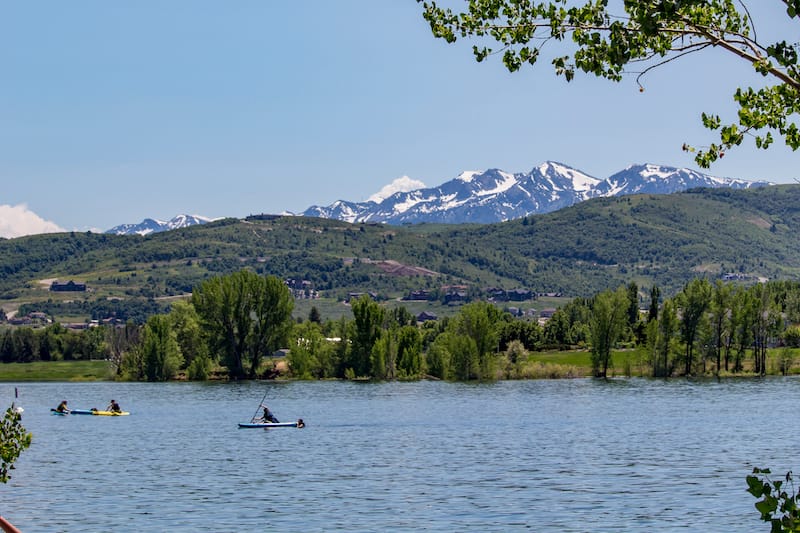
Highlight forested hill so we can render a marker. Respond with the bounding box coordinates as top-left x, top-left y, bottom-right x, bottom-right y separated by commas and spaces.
1, 185, 799, 311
